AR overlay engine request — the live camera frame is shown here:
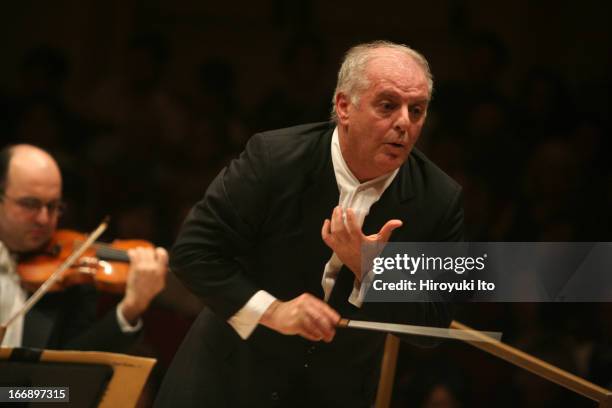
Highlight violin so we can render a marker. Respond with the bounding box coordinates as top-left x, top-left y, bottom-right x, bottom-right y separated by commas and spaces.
17, 229, 153, 294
